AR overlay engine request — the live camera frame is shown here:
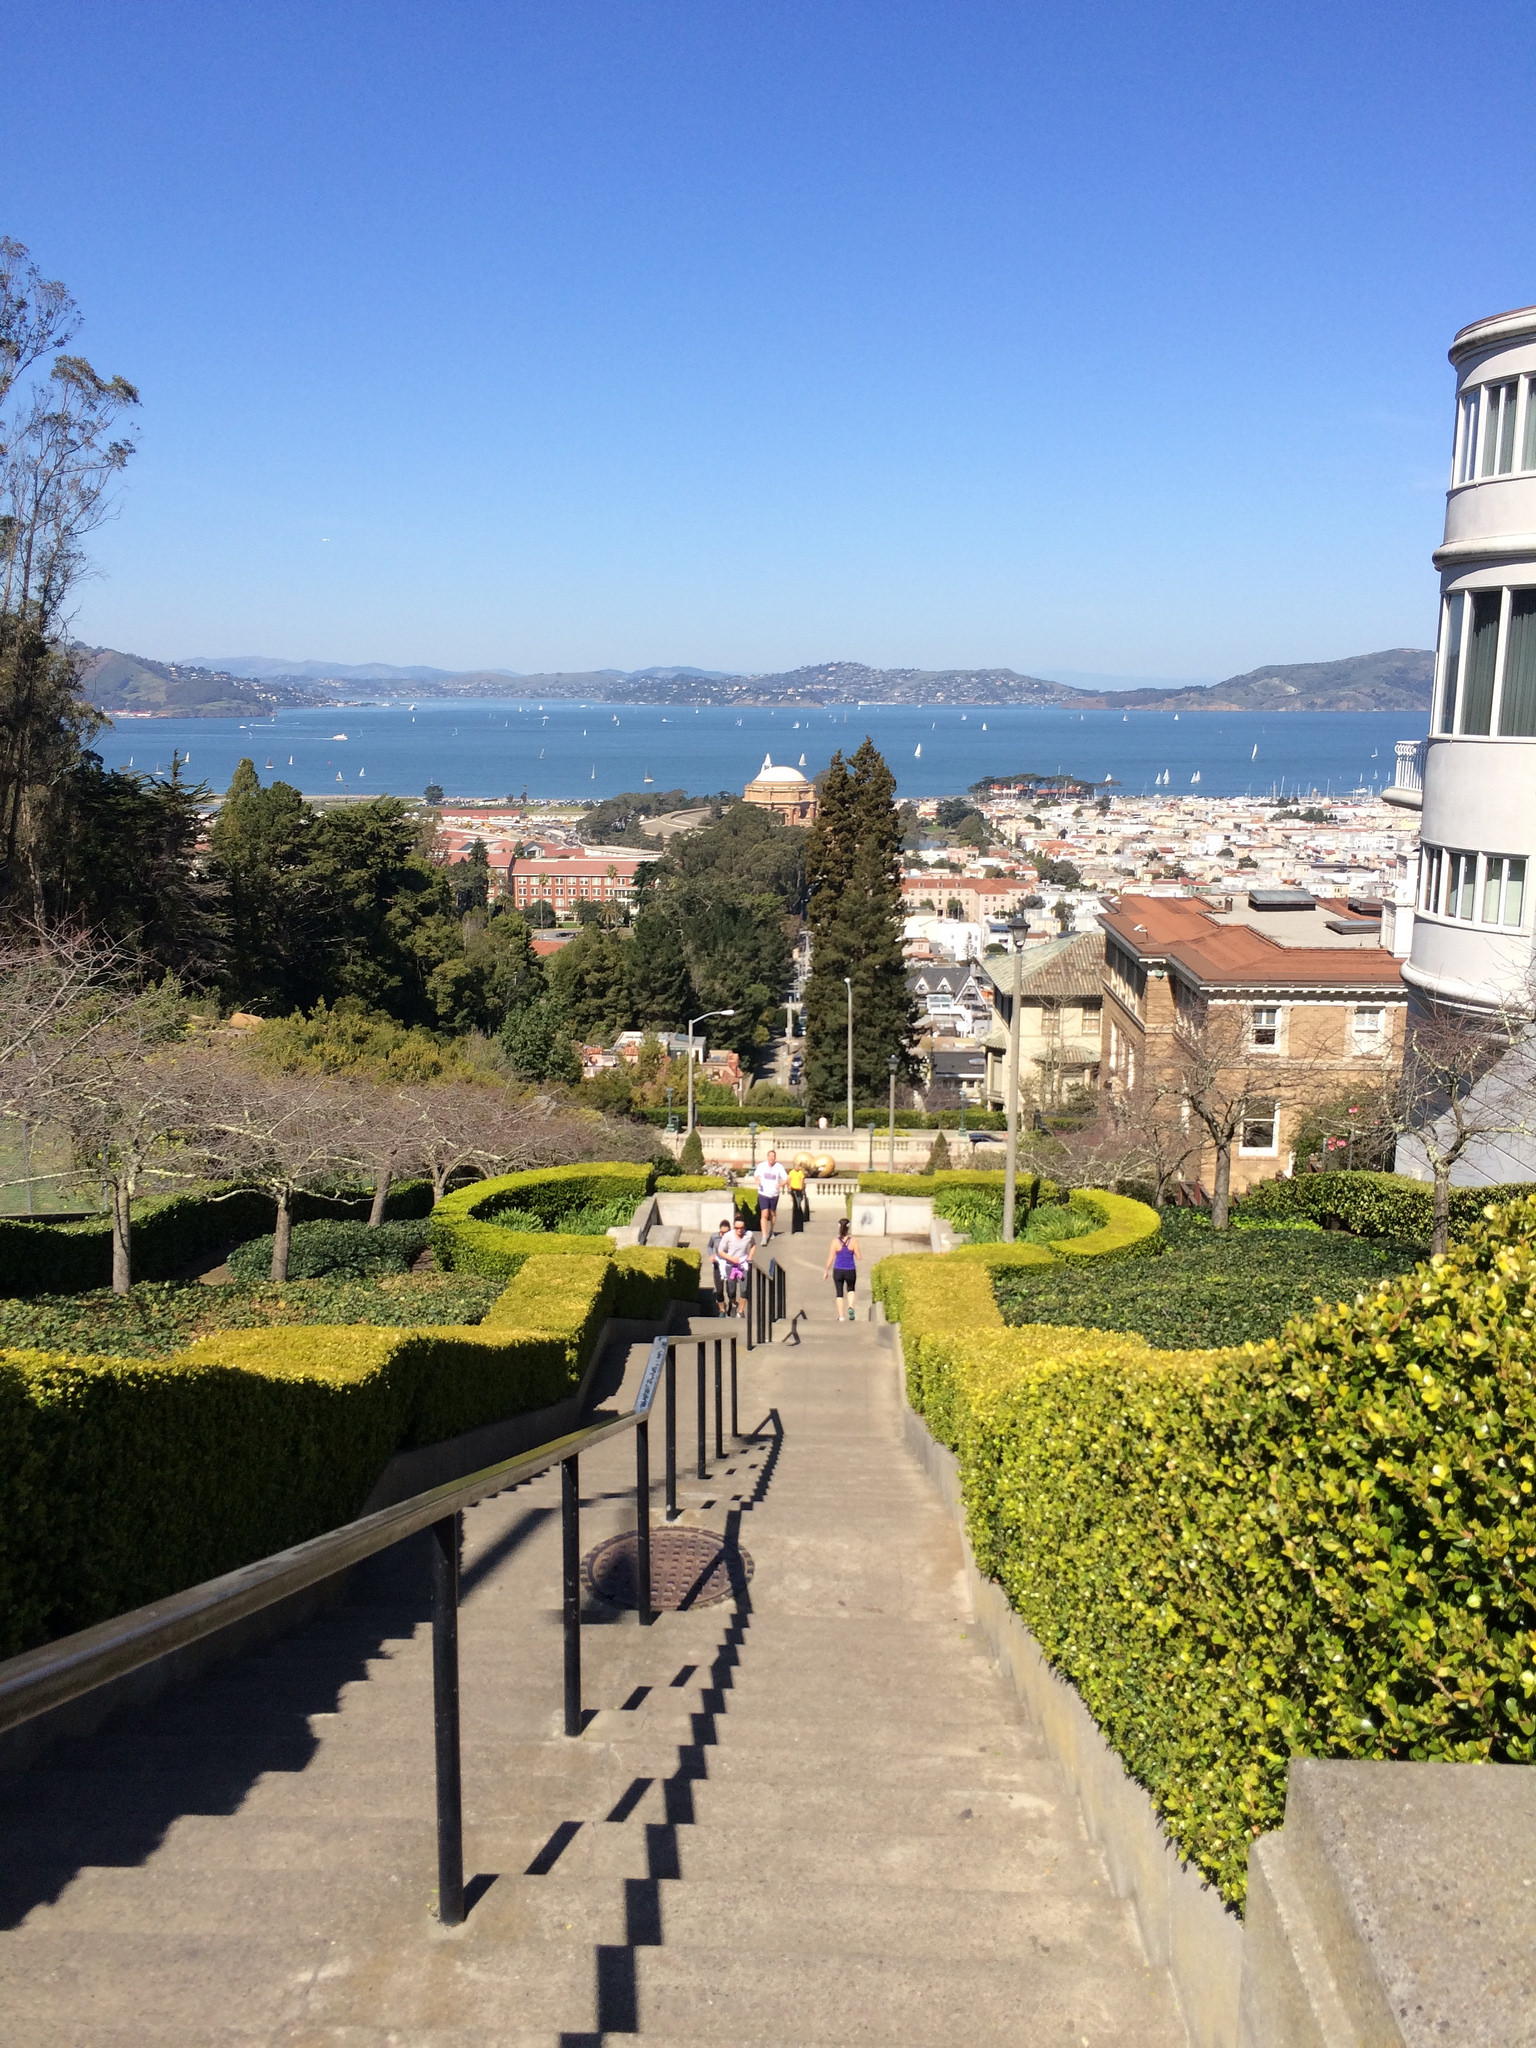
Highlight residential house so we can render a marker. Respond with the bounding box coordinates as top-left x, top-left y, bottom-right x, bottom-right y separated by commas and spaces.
981, 933, 1105, 1112
1100, 890, 1408, 1195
